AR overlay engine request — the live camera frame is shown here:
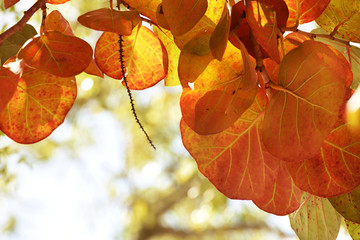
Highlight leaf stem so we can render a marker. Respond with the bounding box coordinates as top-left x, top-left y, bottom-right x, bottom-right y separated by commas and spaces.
285, 29, 350, 45
118, 35, 156, 150
0, 0, 47, 46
